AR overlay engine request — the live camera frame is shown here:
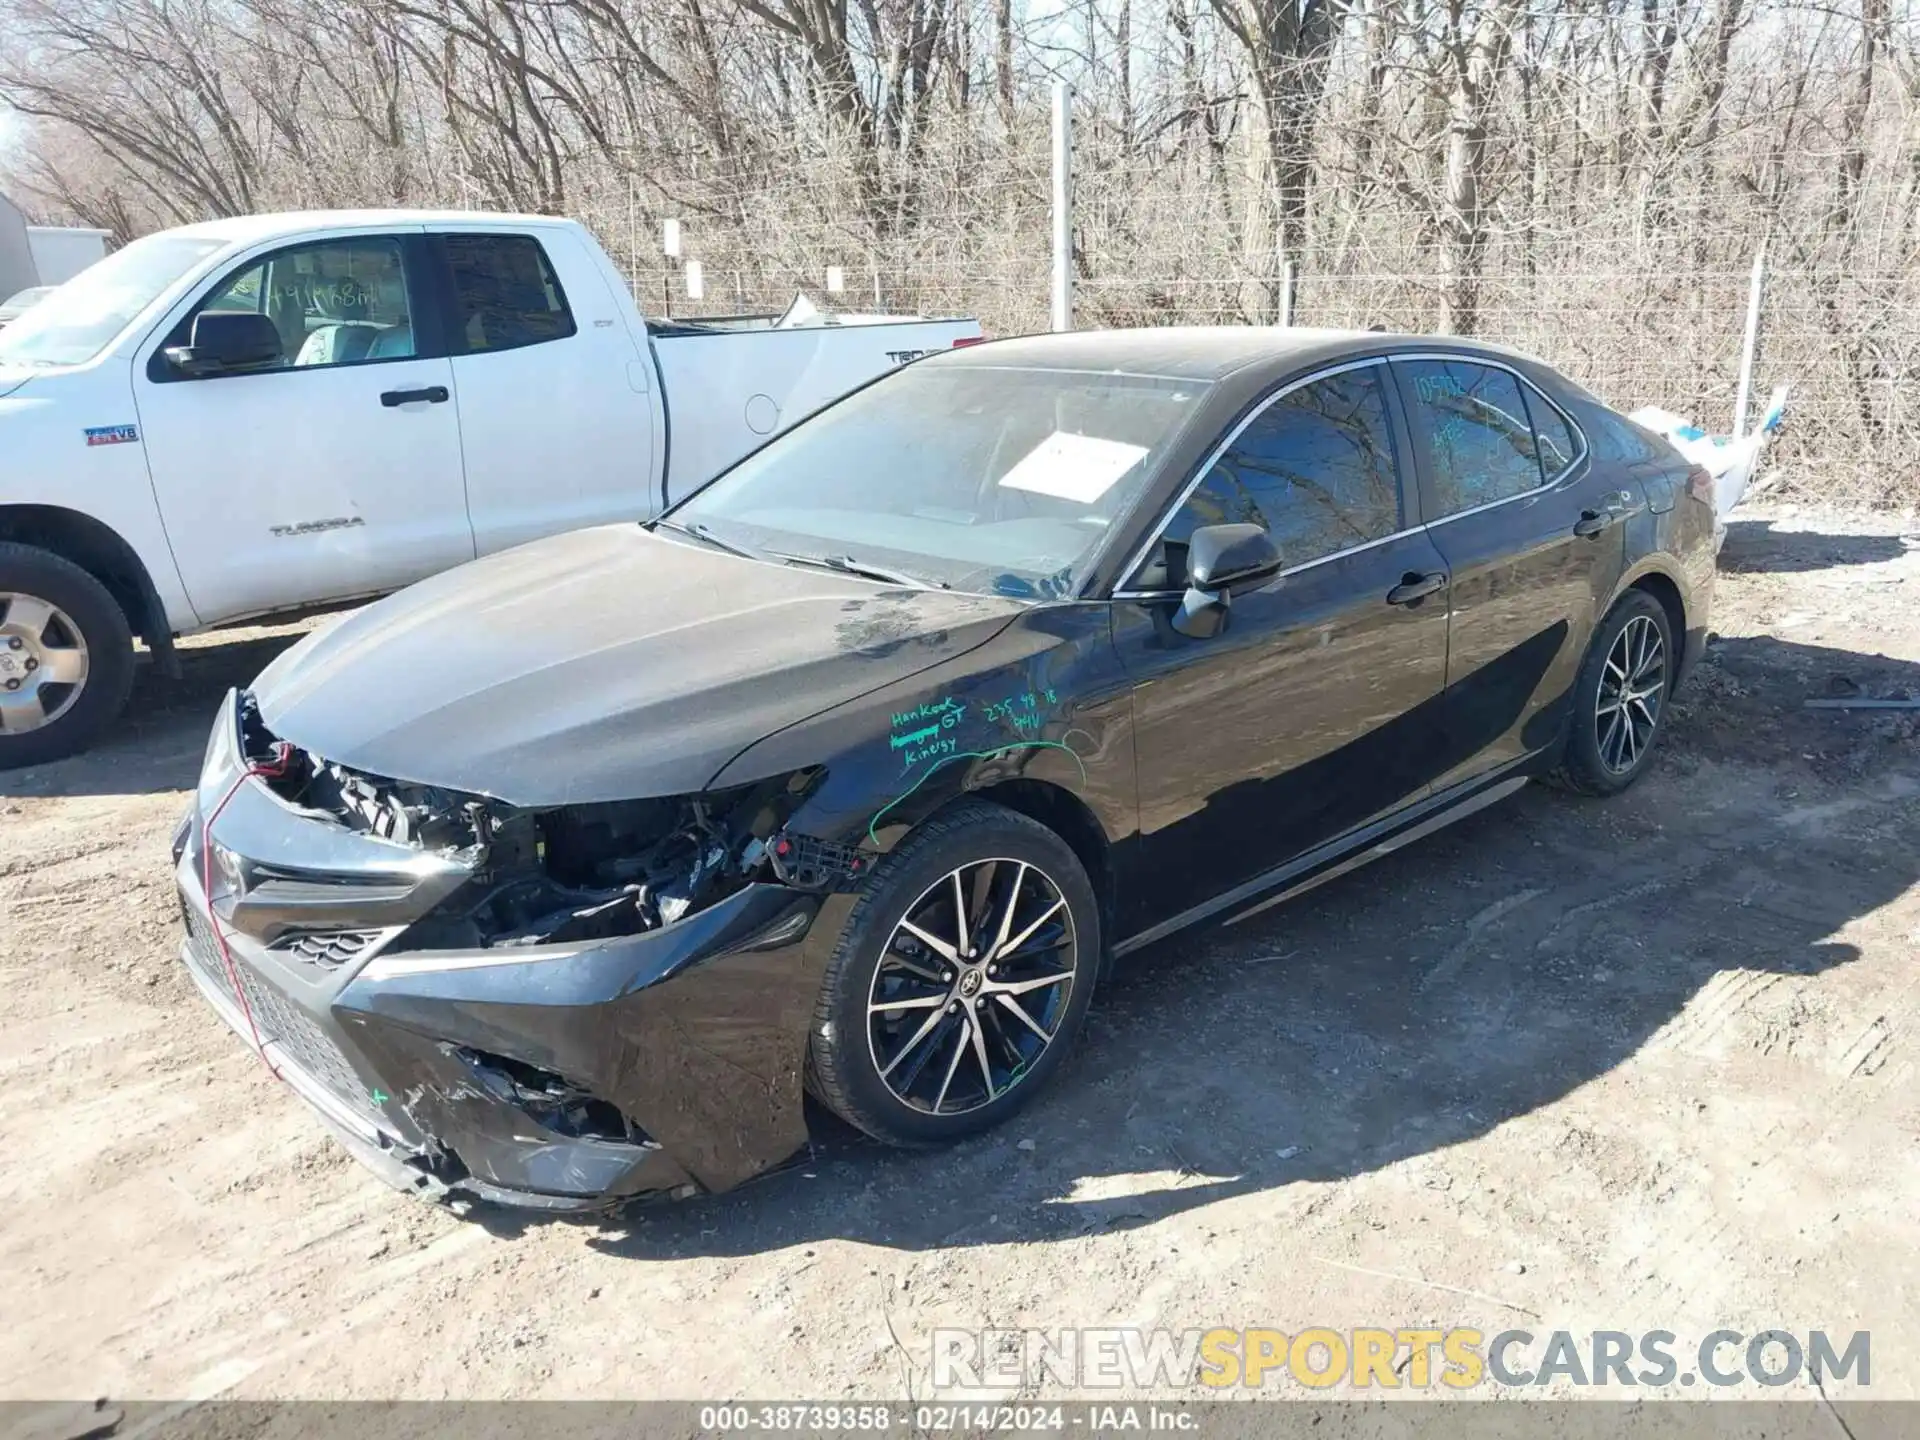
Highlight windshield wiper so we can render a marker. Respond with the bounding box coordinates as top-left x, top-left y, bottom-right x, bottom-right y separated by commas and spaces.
767, 550, 950, 590
653, 518, 762, 560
